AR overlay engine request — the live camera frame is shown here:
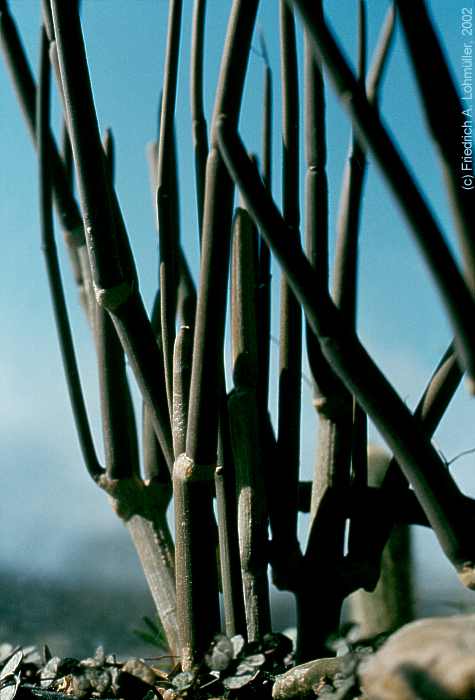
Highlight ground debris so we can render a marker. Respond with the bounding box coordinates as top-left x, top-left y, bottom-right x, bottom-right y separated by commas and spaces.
0, 643, 166, 700
0, 632, 295, 700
